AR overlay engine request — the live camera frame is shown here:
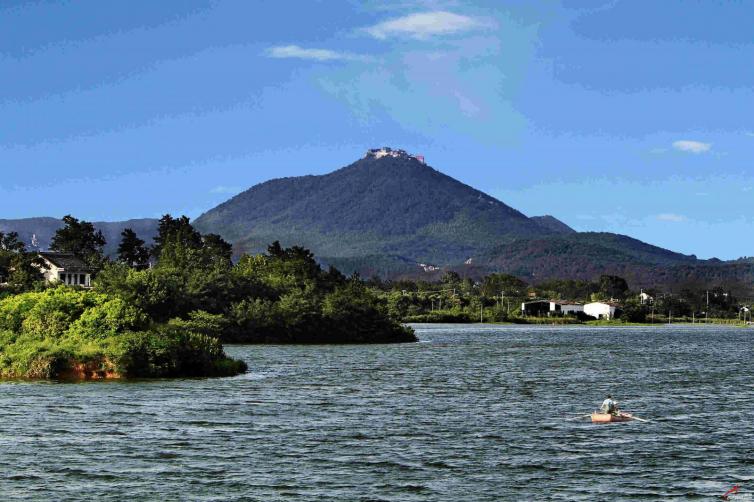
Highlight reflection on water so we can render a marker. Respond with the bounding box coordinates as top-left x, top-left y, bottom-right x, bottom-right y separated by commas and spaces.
1, 324, 752, 500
